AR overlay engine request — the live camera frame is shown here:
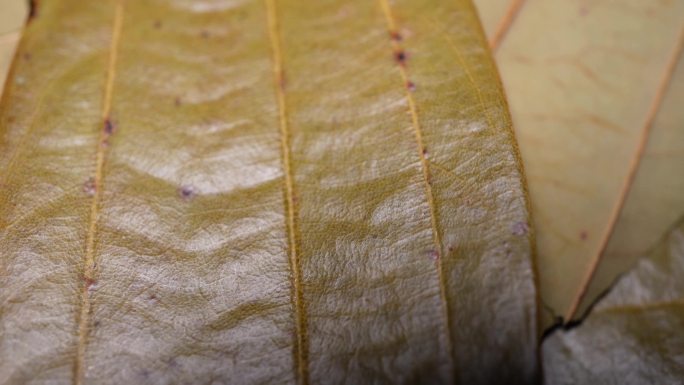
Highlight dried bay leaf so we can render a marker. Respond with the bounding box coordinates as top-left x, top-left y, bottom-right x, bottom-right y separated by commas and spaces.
474, 0, 684, 322
0, 0, 537, 384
